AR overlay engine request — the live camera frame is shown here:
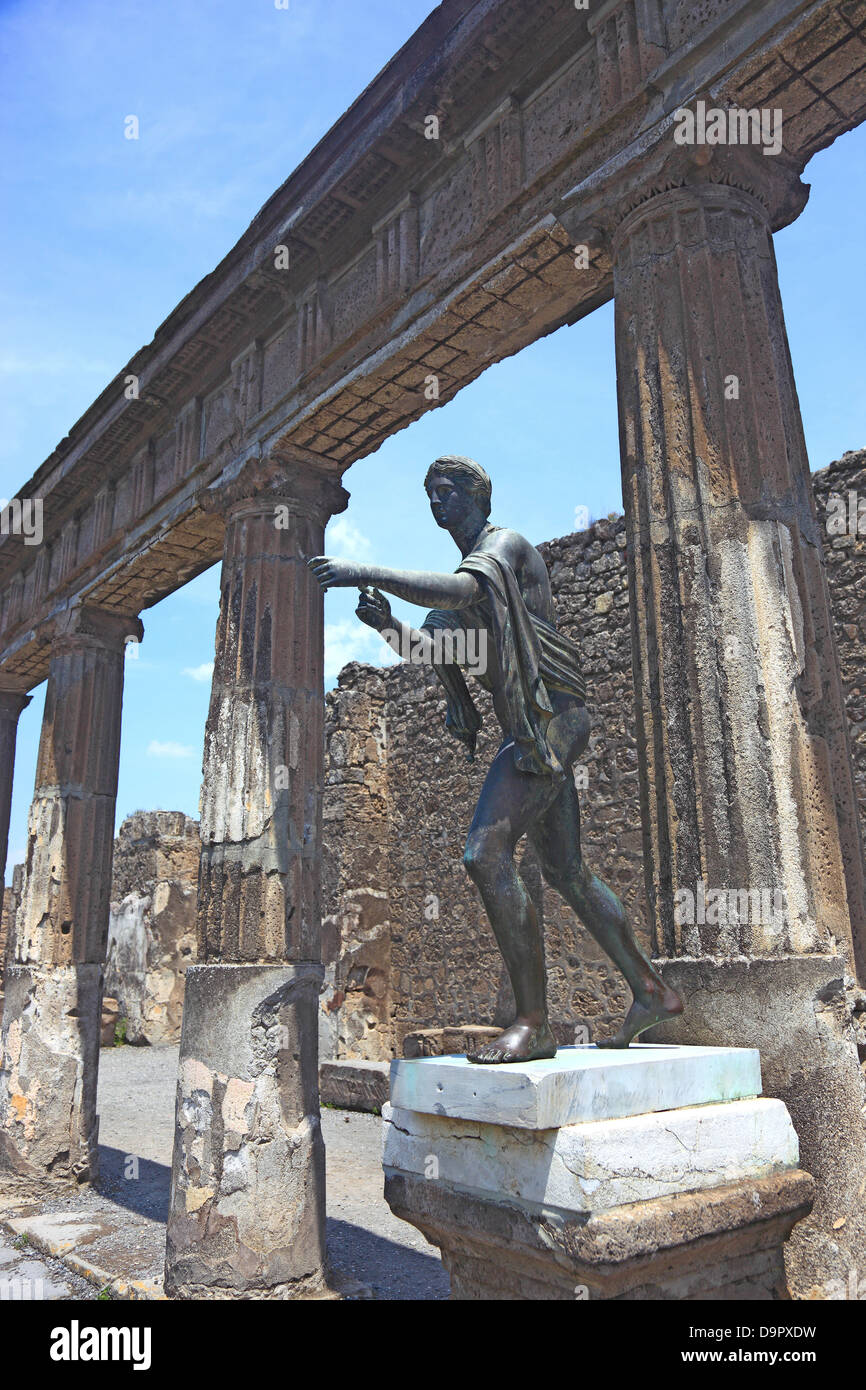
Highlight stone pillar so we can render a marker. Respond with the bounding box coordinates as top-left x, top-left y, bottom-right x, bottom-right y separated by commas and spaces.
0, 685, 31, 926
0, 606, 142, 1181
164, 451, 348, 1299
610, 151, 866, 1296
